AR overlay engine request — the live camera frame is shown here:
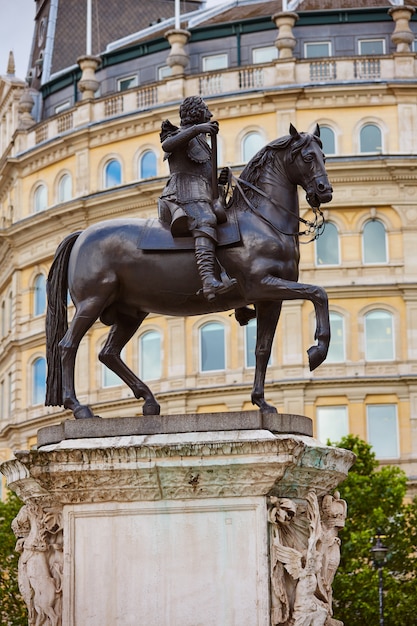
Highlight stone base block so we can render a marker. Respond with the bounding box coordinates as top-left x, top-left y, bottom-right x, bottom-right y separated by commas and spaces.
1, 415, 355, 626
